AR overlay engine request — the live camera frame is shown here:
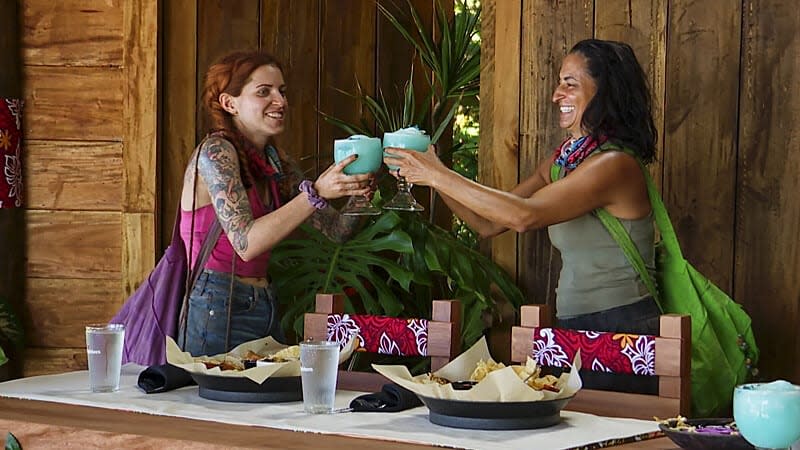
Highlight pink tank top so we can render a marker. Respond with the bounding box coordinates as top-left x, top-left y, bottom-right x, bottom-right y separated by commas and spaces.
180, 187, 272, 277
